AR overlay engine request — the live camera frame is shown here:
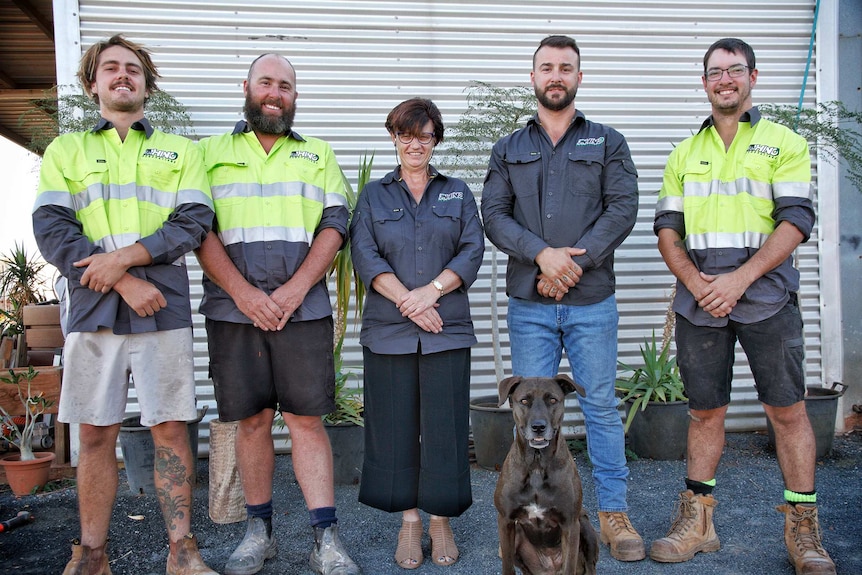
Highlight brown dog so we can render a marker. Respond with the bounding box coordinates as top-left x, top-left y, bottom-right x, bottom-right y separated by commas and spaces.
494, 375, 599, 575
